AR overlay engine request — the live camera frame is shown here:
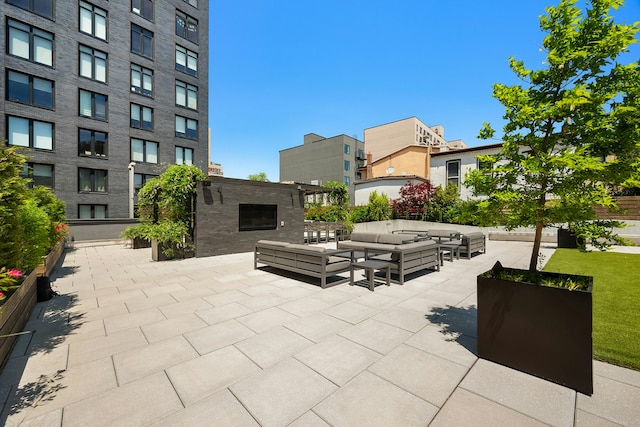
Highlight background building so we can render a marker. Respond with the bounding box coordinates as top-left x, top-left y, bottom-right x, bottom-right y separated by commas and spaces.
279, 133, 364, 202
363, 117, 464, 163
1, 0, 209, 219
